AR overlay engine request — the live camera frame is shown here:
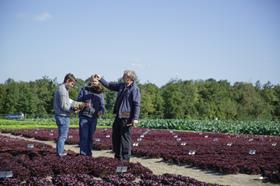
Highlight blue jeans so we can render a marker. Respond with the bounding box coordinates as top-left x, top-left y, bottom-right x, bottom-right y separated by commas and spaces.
55, 115, 70, 156
79, 117, 97, 156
